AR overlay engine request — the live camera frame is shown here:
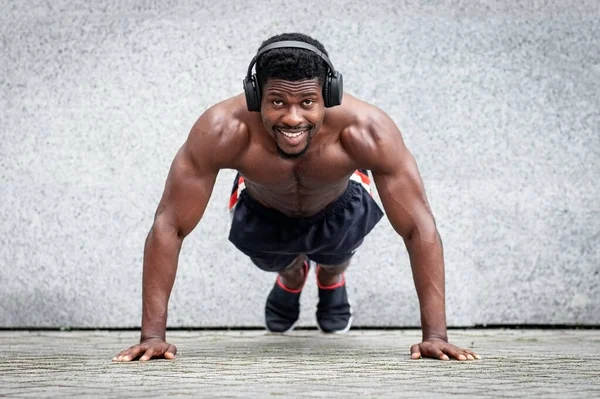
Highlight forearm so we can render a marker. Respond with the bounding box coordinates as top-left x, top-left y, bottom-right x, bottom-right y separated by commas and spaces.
406, 229, 447, 341
140, 224, 182, 341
